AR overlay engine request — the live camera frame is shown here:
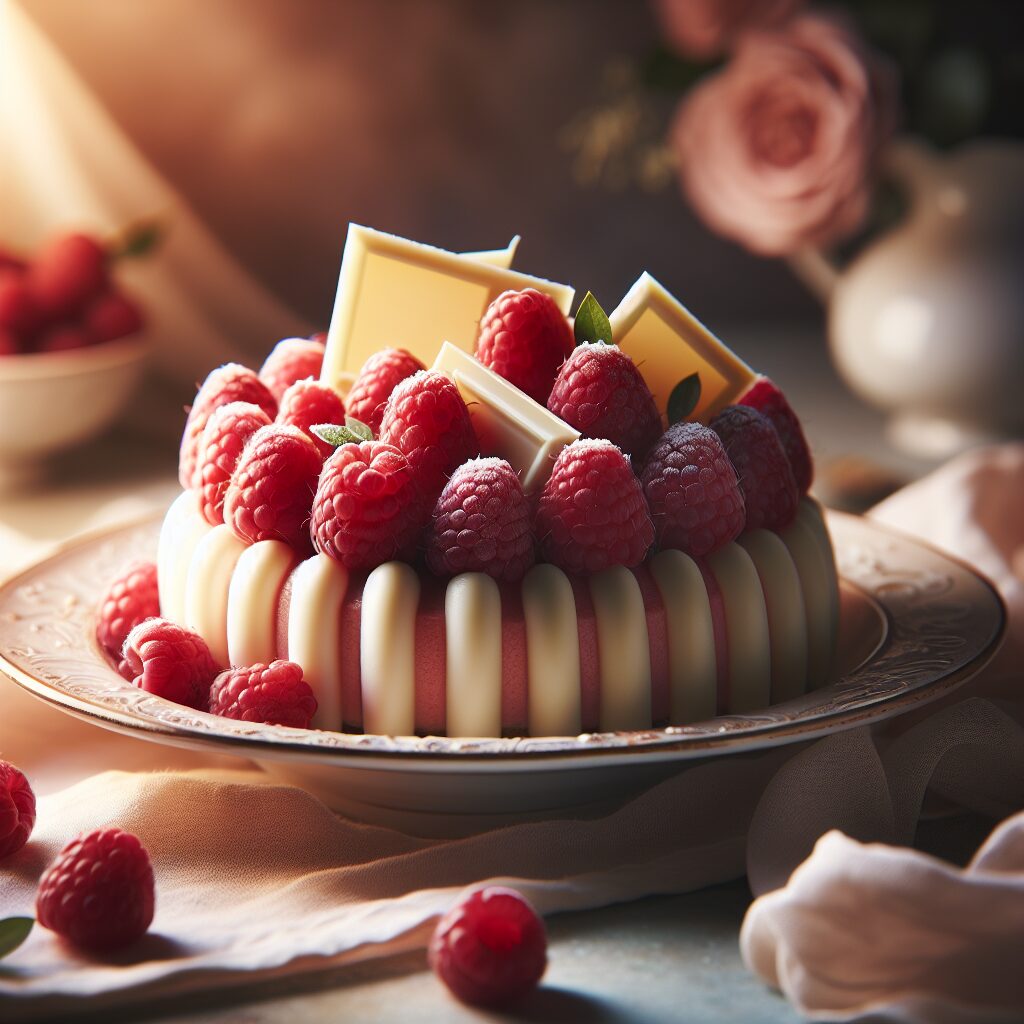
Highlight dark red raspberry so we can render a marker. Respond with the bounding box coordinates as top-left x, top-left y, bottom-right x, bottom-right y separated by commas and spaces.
197, 402, 274, 526
276, 378, 346, 458
96, 561, 161, 678
223, 424, 322, 553
35, 324, 94, 353
547, 343, 662, 461
258, 336, 326, 402
429, 887, 547, 1008
27, 233, 107, 319
0, 270, 43, 336
179, 364, 277, 489
83, 289, 145, 343
379, 370, 479, 500
711, 405, 799, 531
0, 329, 21, 356
740, 375, 813, 494
425, 458, 535, 581
0, 761, 35, 860
311, 440, 428, 570
477, 289, 574, 404
535, 439, 654, 573
346, 347, 426, 433
122, 617, 220, 709
36, 828, 155, 951
640, 422, 746, 556
208, 660, 318, 728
